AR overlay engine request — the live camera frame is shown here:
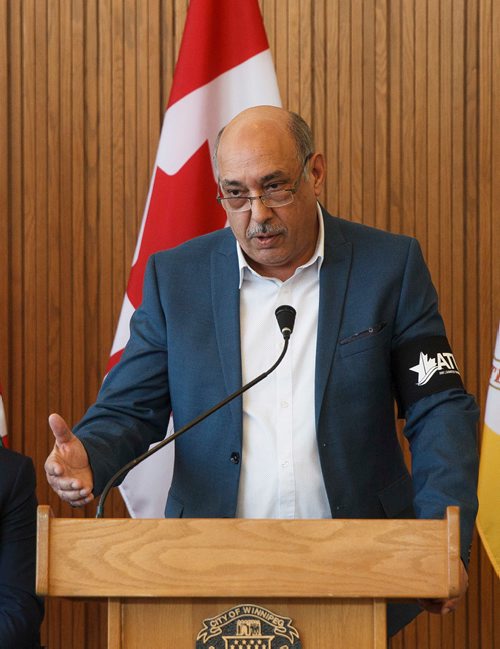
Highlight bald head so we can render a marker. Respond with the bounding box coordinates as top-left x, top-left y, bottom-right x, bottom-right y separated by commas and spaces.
214, 106, 314, 175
